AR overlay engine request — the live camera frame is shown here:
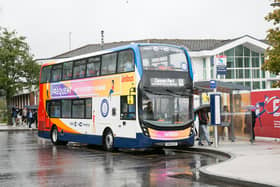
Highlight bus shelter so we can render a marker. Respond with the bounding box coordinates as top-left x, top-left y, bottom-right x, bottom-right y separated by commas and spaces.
193, 81, 252, 142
